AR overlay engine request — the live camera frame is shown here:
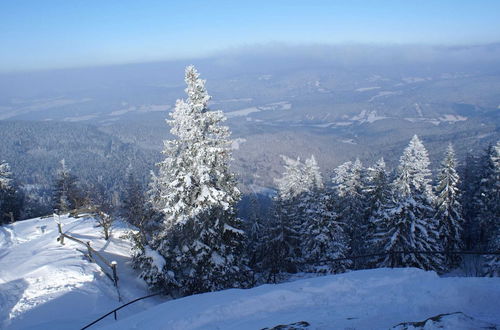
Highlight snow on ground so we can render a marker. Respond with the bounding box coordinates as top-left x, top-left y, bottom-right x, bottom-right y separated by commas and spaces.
438, 114, 468, 123
0, 215, 160, 329
226, 101, 291, 118
1, 217, 499, 329
350, 110, 387, 124
103, 268, 500, 330
368, 91, 401, 102
355, 86, 381, 92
